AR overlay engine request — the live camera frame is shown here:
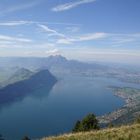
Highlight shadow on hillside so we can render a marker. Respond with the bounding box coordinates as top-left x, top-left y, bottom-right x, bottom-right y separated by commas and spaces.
0, 75, 57, 111
0, 83, 56, 111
